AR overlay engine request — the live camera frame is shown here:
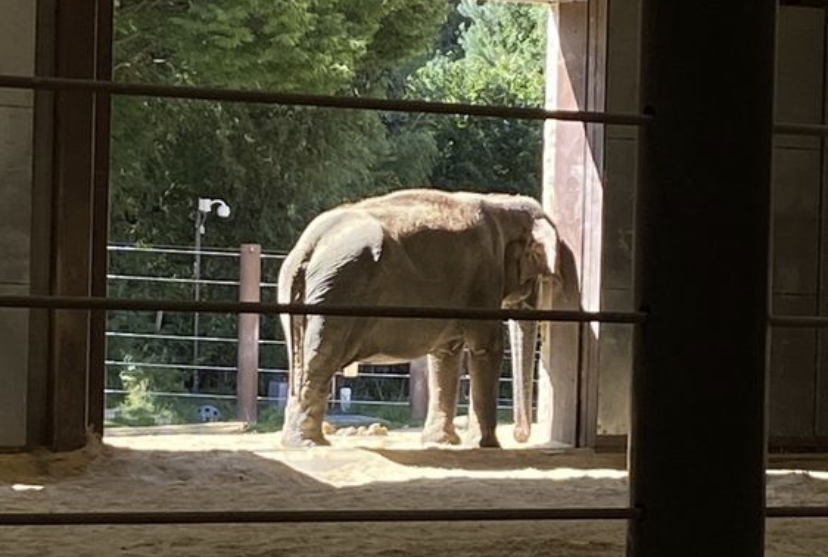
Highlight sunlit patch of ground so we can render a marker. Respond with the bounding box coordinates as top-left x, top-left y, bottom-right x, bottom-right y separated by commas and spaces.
0, 426, 827, 556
